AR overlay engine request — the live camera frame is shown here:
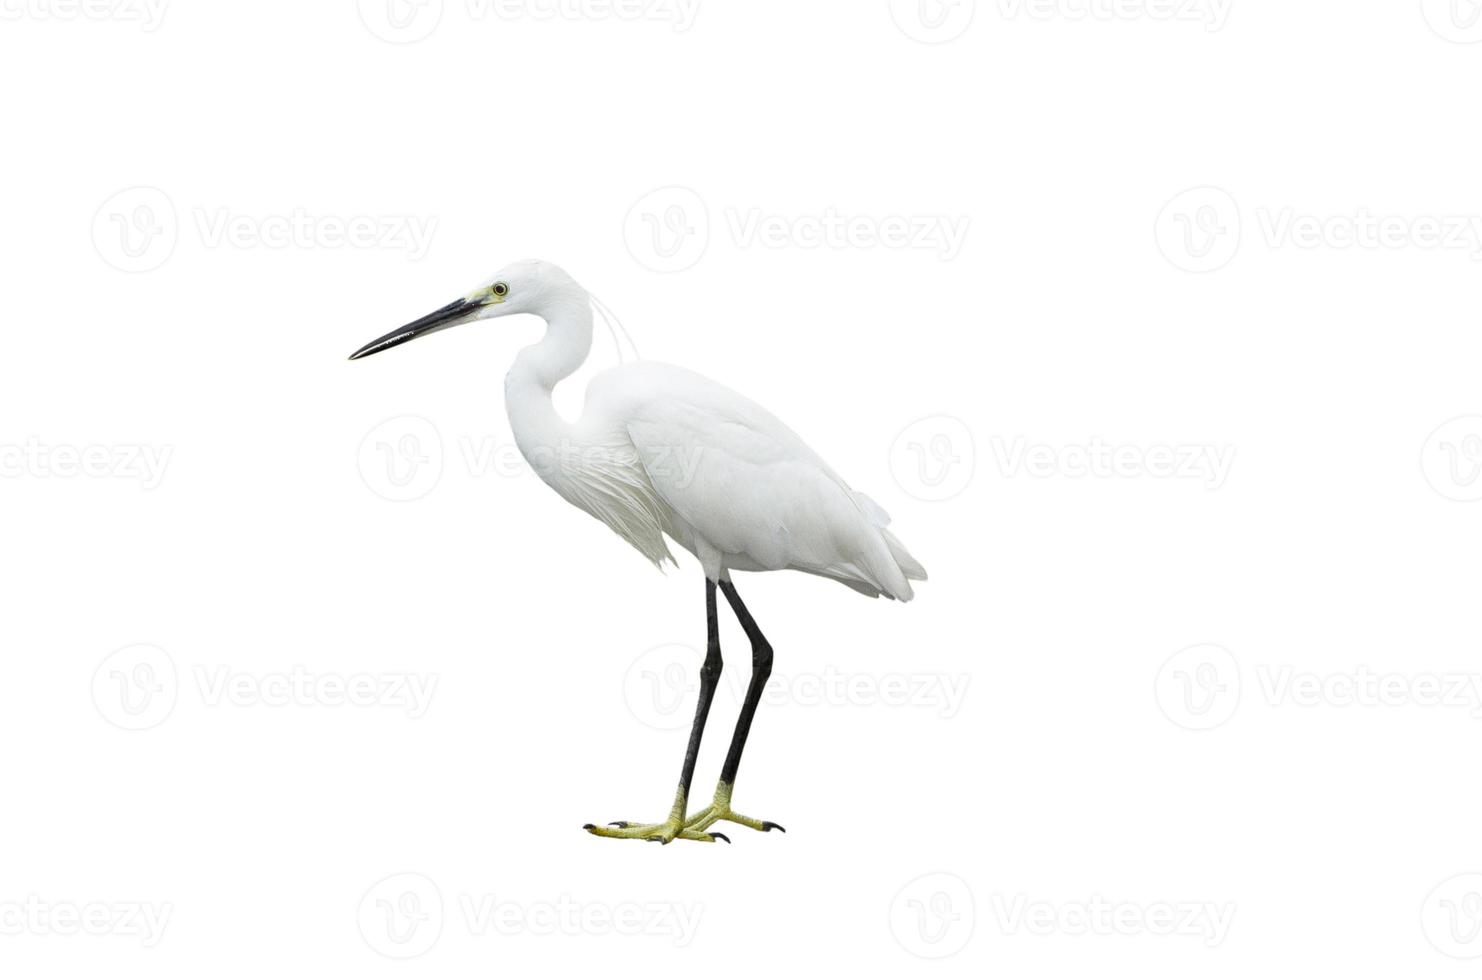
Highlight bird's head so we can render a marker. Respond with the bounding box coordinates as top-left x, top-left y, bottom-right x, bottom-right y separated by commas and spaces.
348, 258, 583, 360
